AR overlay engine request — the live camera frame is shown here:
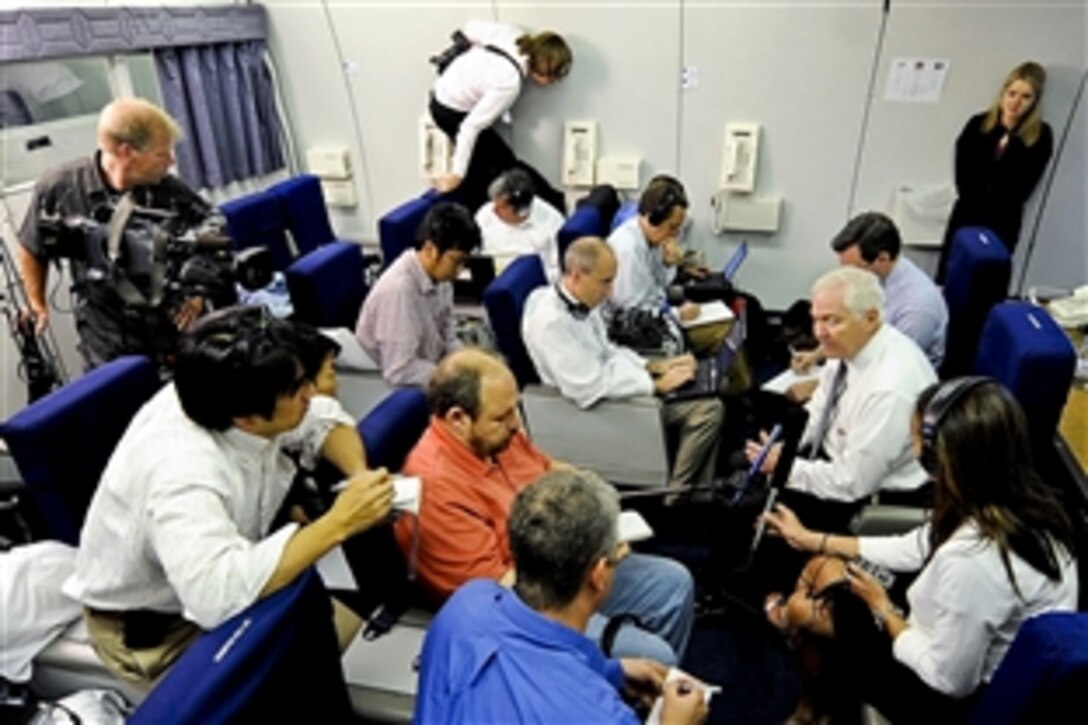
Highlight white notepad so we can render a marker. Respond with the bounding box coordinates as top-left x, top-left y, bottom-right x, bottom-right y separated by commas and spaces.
674, 300, 735, 329
646, 668, 722, 724
761, 366, 822, 396
333, 475, 422, 515
618, 510, 654, 543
